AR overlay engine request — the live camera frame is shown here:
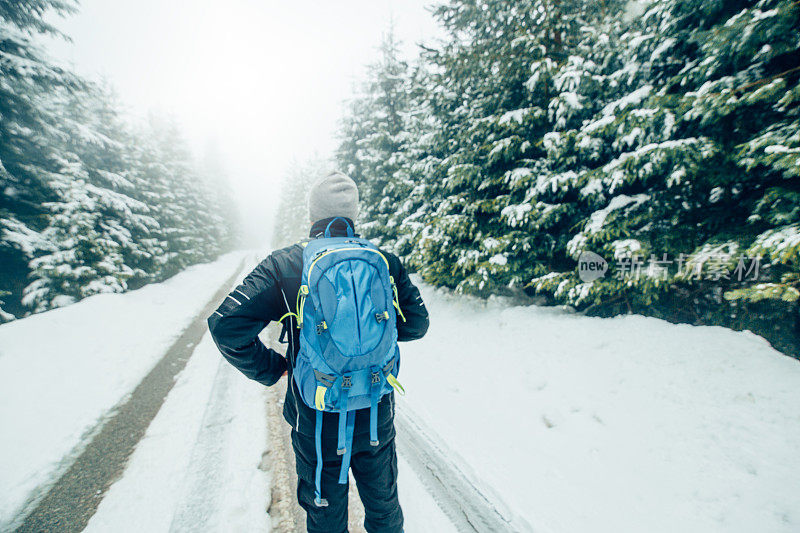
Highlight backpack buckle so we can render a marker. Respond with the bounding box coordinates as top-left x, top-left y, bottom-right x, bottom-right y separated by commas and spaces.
314, 496, 329, 507
315, 321, 327, 334
375, 311, 390, 323
342, 375, 352, 389
370, 371, 381, 385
